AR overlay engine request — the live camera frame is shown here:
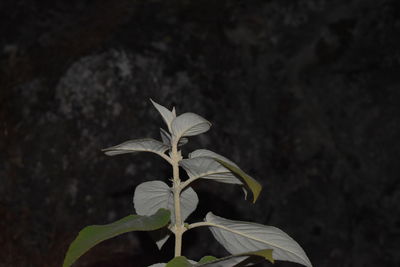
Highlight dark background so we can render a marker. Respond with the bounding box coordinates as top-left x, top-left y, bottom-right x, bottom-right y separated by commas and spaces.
1, 0, 399, 266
